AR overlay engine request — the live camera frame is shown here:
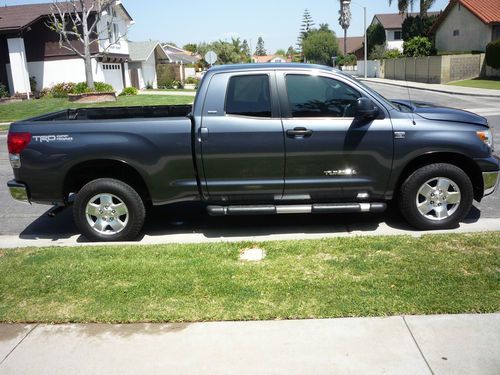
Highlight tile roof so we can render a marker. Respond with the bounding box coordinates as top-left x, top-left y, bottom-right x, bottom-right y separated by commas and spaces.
457, 0, 500, 24
337, 36, 364, 55
374, 11, 441, 29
